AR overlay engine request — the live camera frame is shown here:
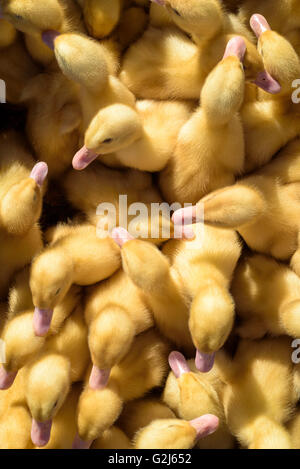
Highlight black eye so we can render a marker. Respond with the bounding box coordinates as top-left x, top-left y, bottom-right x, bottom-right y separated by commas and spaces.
14, 14, 23, 20
102, 138, 113, 144
55, 288, 61, 295
172, 8, 181, 16
53, 400, 59, 409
